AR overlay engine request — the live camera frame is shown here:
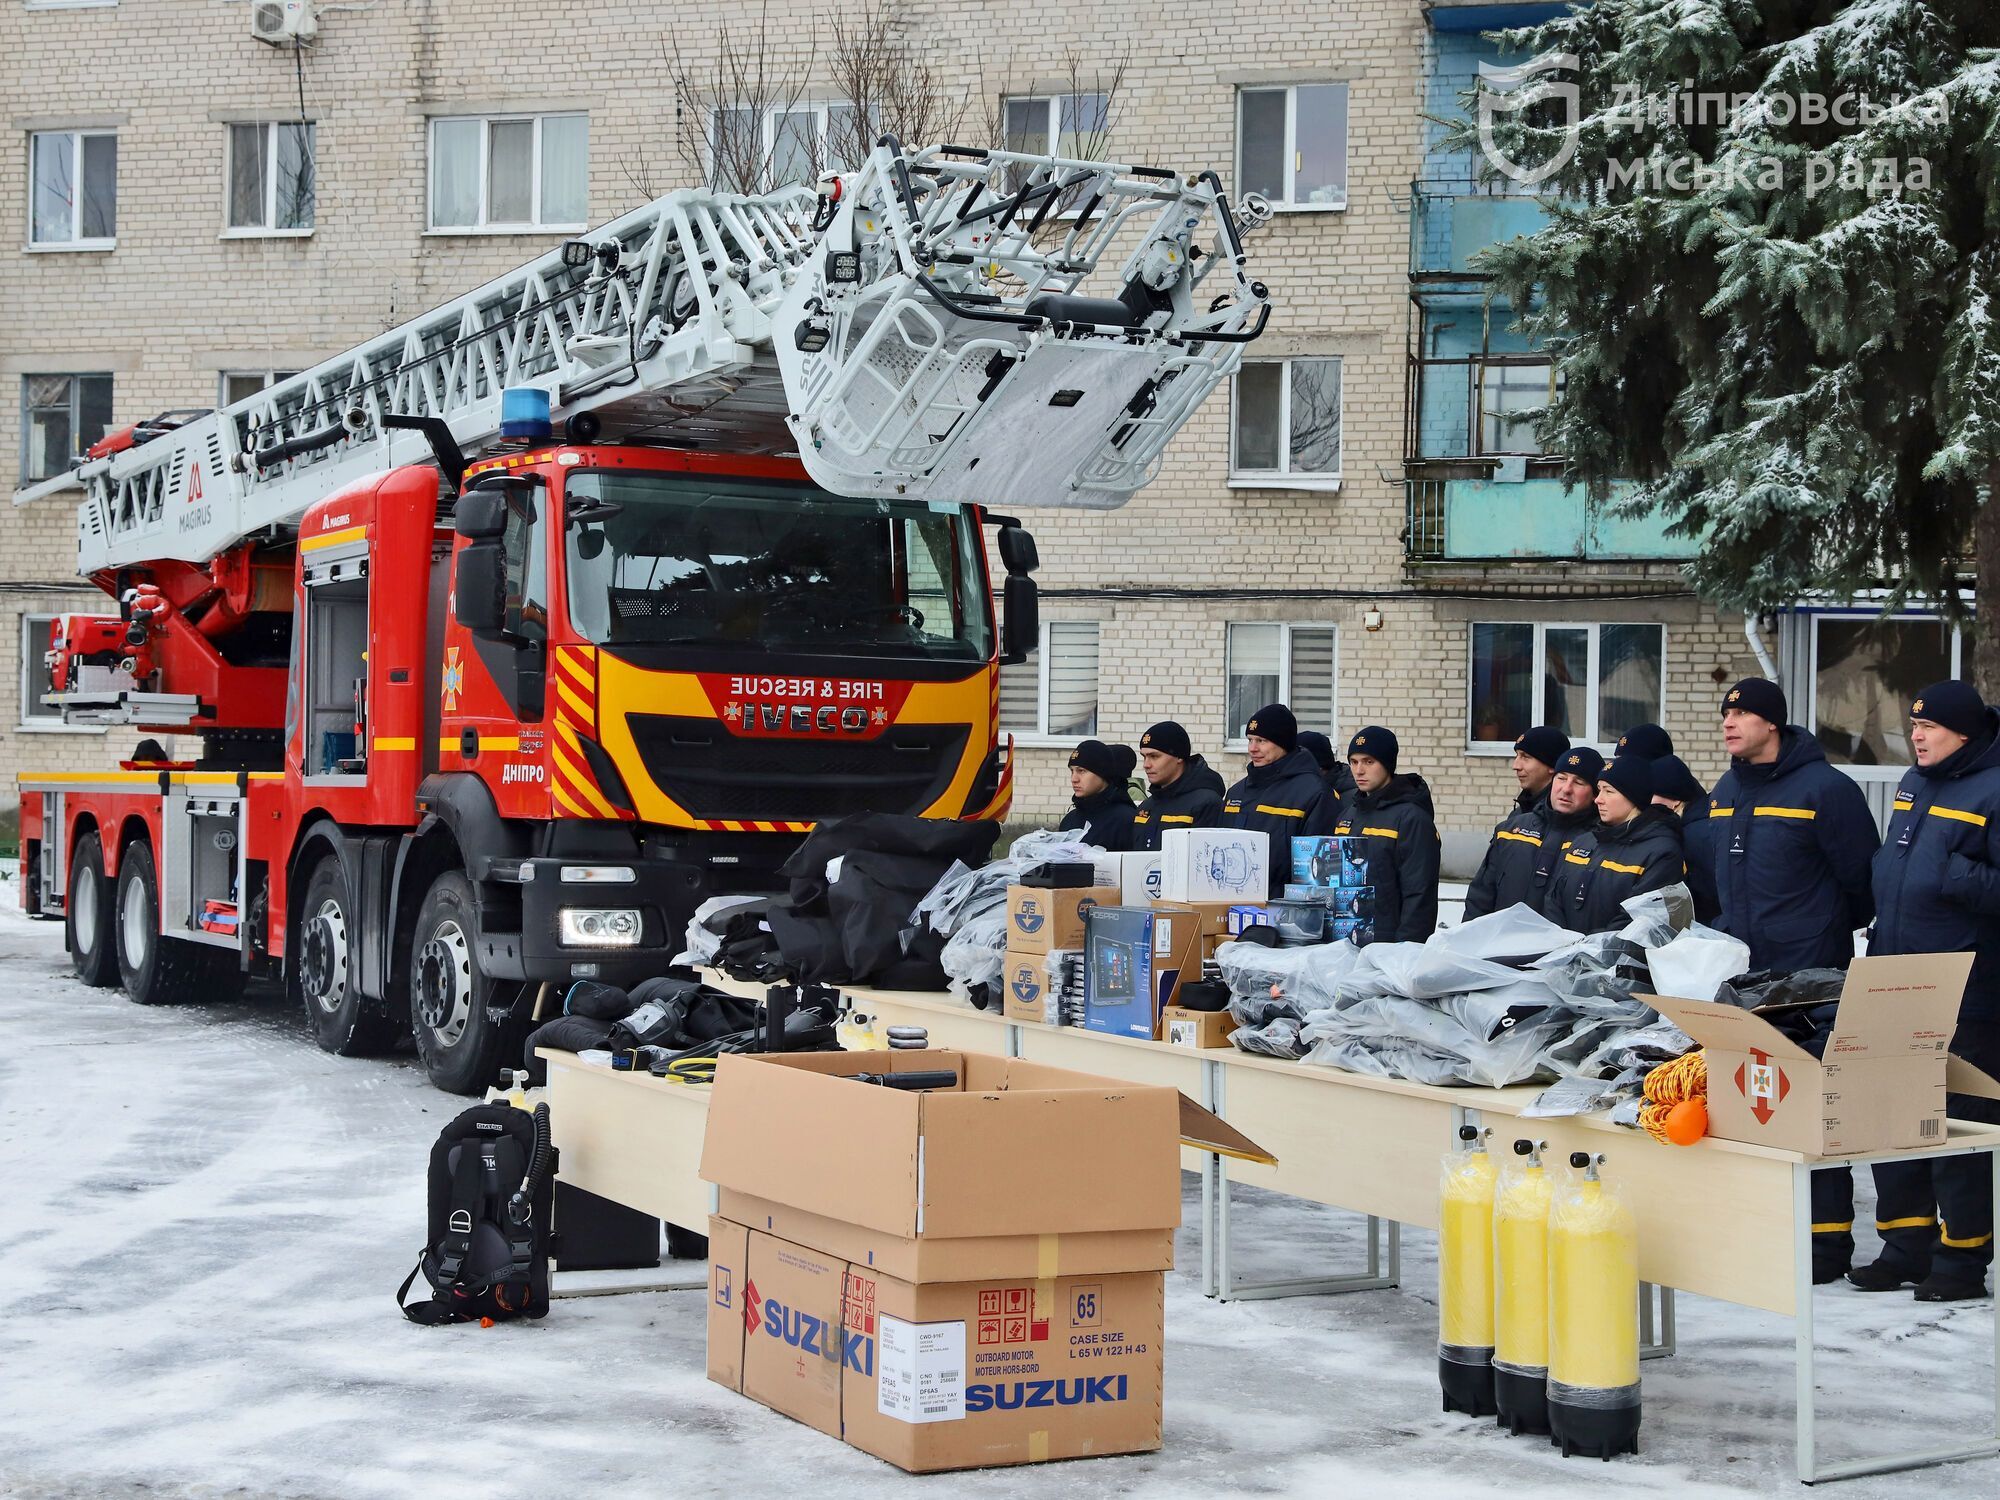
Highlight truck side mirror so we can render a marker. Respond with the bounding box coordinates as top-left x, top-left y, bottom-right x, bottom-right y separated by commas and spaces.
454, 541, 509, 636
997, 524, 1038, 576
1001, 573, 1038, 665
454, 483, 515, 539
